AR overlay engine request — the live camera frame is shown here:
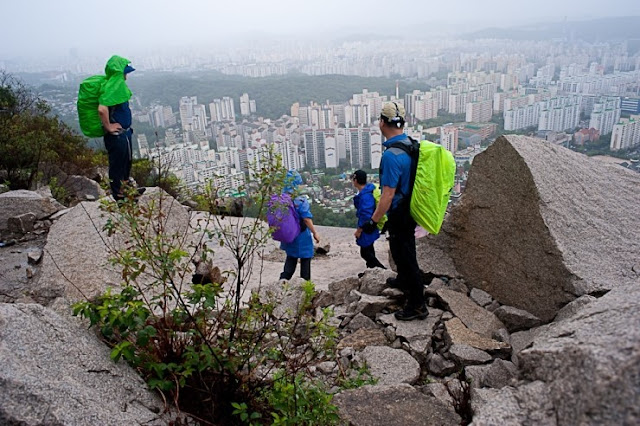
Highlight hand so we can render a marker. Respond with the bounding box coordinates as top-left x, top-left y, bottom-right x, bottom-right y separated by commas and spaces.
107, 123, 123, 134
361, 219, 377, 234
313, 232, 320, 244
354, 228, 362, 239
